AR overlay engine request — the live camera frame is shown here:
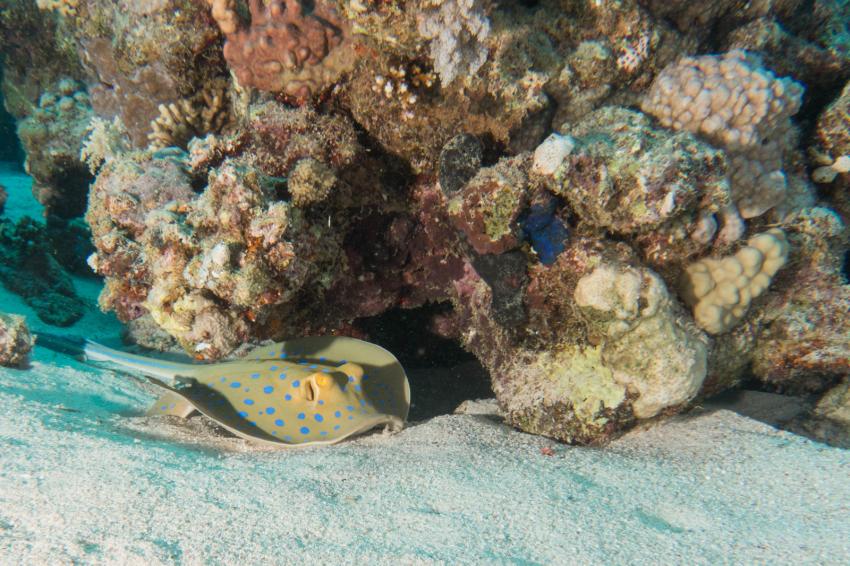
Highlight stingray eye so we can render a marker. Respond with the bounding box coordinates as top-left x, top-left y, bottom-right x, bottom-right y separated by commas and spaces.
315, 373, 333, 389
